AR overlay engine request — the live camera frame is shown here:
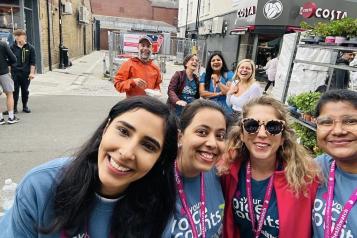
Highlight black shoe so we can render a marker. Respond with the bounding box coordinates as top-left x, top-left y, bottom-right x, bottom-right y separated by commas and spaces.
7, 116, 19, 124
2, 109, 17, 115
23, 107, 31, 113
0, 118, 5, 125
